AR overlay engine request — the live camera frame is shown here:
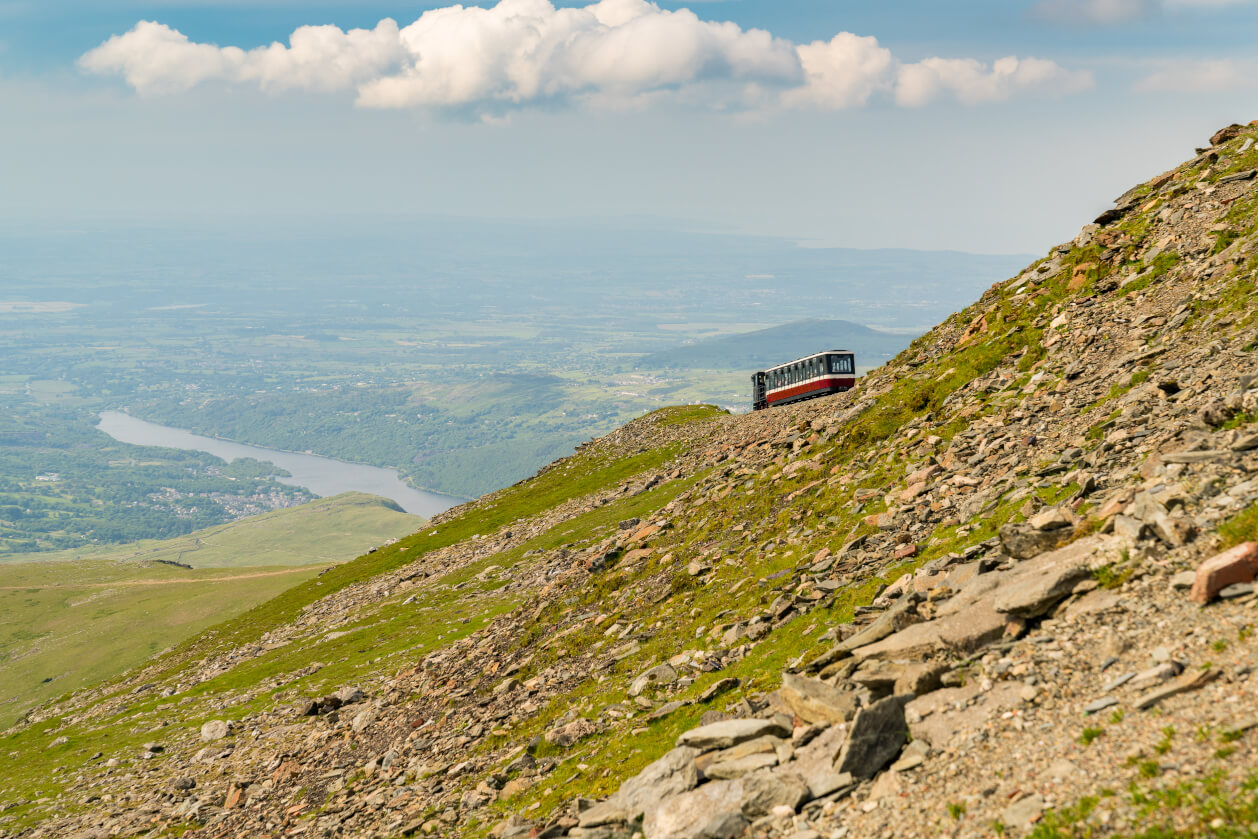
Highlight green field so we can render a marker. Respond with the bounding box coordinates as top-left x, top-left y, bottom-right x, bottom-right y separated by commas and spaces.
16, 491, 423, 568
0, 492, 424, 728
